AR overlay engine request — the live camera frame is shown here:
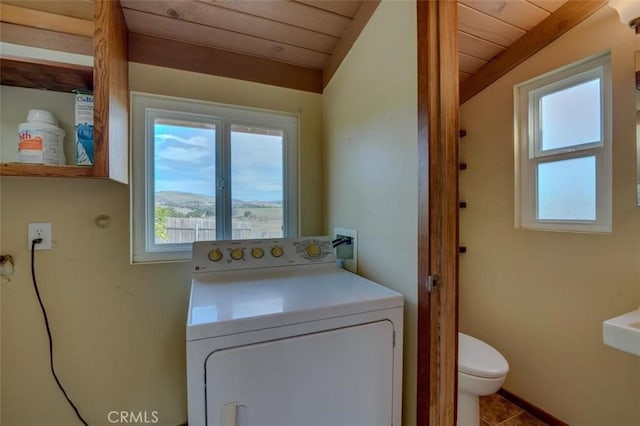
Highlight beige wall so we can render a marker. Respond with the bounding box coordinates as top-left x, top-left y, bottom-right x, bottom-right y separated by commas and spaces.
6, 3, 639, 426
323, 1, 418, 424
0, 66, 323, 425
460, 7, 640, 425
